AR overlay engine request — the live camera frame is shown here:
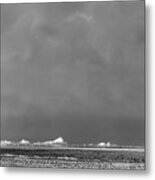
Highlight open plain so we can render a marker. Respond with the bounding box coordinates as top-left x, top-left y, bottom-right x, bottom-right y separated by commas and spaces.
0, 147, 145, 170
